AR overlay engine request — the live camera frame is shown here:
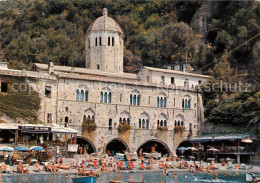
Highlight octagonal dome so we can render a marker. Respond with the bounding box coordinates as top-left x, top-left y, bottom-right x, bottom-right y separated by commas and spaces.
87, 8, 124, 35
